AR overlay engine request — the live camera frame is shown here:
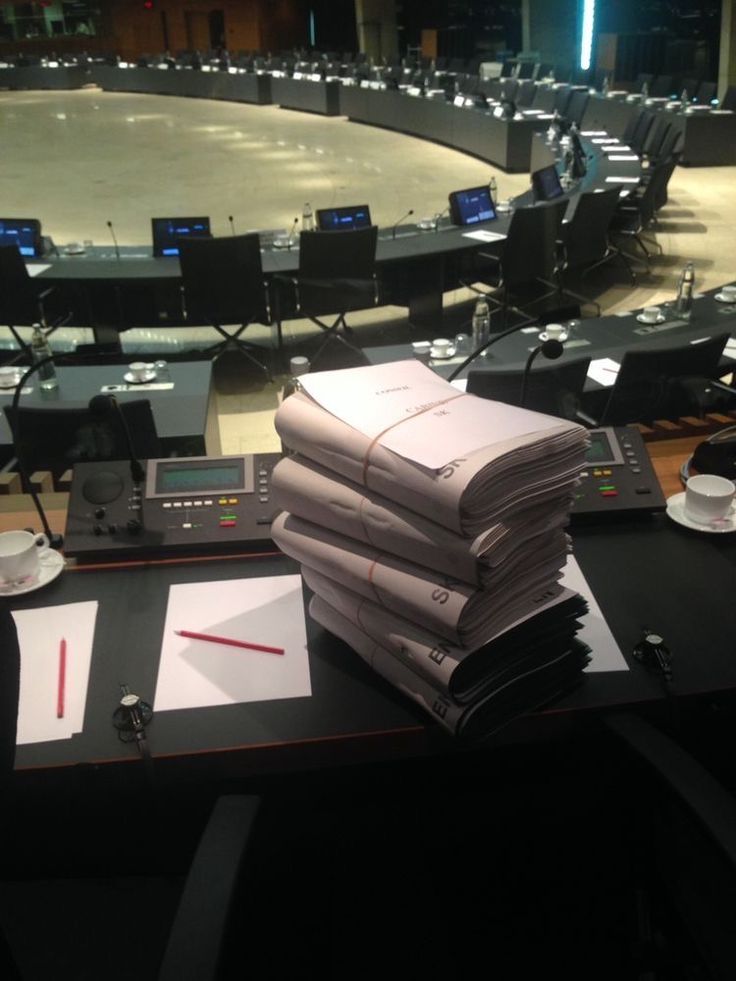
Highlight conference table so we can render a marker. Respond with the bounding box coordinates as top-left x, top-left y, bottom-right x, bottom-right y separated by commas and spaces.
0, 361, 220, 465
3, 426, 735, 791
